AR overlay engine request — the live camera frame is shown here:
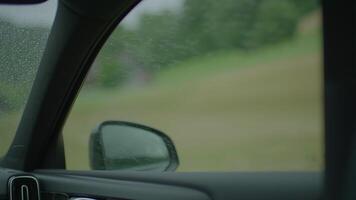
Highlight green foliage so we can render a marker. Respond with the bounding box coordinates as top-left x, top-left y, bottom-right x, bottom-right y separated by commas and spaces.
184, 0, 261, 50
246, 0, 300, 48
97, 28, 133, 88
98, 59, 122, 88
87, 0, 320, 88
291, 0, 319, 17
